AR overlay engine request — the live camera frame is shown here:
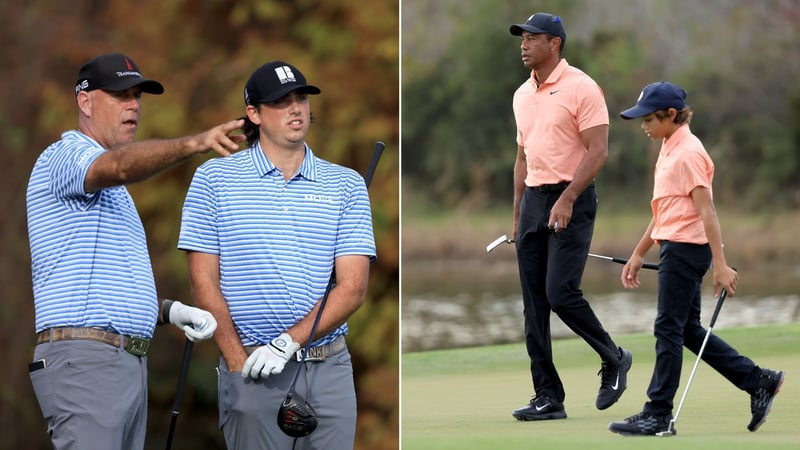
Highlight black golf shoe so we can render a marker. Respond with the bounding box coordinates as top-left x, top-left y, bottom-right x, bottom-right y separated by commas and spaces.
512, 395, 567, 421
596, 347, 633, 410
748, 368, 784, 432
609, 412, 672, 436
